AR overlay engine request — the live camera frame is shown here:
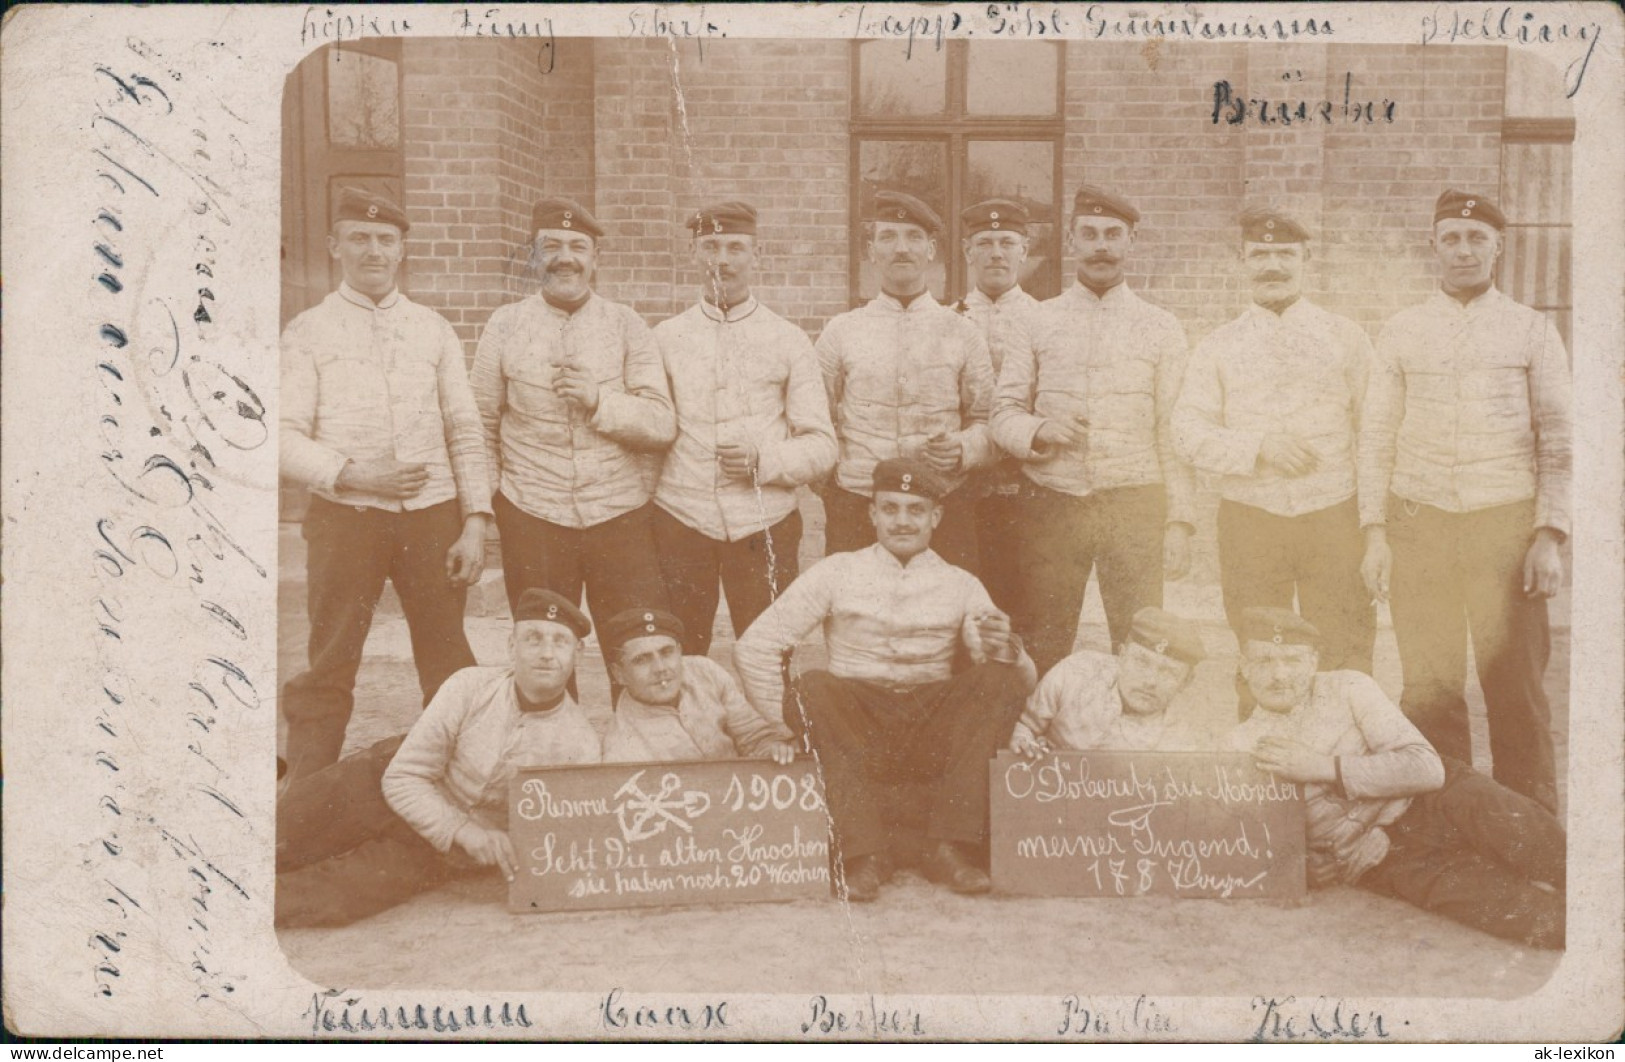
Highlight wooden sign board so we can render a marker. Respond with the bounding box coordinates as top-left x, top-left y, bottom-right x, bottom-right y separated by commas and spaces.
508, 759, 831, 913
990, 751, 1307, 900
